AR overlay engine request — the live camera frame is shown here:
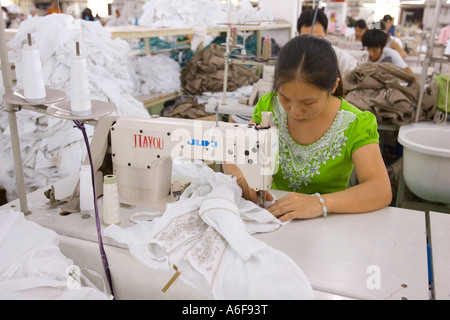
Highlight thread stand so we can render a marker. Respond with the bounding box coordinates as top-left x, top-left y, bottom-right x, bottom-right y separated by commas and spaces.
212, 15, 275, 126
47, 100, 115, 121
